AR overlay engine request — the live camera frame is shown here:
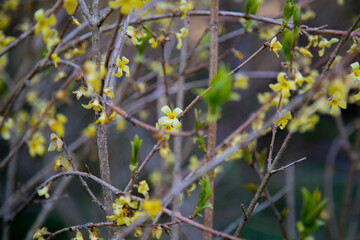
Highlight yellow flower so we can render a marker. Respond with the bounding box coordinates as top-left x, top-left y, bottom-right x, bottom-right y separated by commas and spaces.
143, 199, 162, 217
108, 0, 147, 14
299, 47, 313, 58
179, 0, 193, 20
288, 112, 319, 133
327, 91, 347, 116
51, 52, 61, 68
269, 37, 282, 58
149, 170, 162, 185
274, 111, 292, 130
148, 37, 159, 49
54, 156, 63, 171
188, 155, 199, 171
81, 124, 96, 137
0, 31, 15, 51
48, 133, 63, 152
158, 105, 182, 128
152, 225, 162, 239
88, 229, 102, 240
29, 132, 46, 157
305, 35, 318, 48
71, 16, 81, 26
2, 0, 20, 11
126, 26, 141, 45
103, 85, 115, 99
83, 60, 101, 93
33, 227, 50, 240
116, 115, 127, 132
269, 72, 296, 98
0, 116, 14, 140
107, 196, 138, 226
82, 98, 103, 111
137, 180, 149, 196
113, 56, 130, 78
354, 91, 360, 101
109, 111, 116, 121
73, 84, 91, 100
48, 113, 67, 137
350, 62, 360, 81
294, 71, 304, 87
72, 229, 85, 240
0, 12, 11, 31
234, 73, 249, 89
43, 28, 60, 50
134, 227, 142, 237
37, 185, 50, 198
63, 0, 78, 15
34, 9, 56, 35
94, 111, 110, 125
175, 32, 183, 50
318, 37, 339, 57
